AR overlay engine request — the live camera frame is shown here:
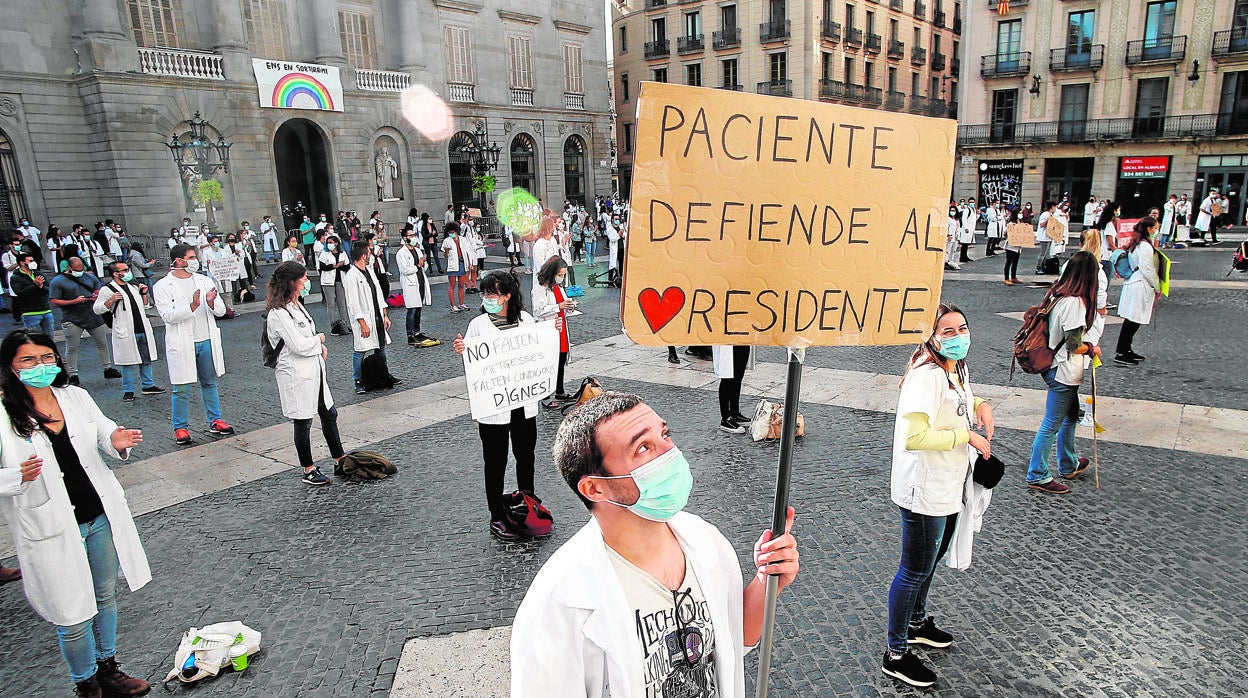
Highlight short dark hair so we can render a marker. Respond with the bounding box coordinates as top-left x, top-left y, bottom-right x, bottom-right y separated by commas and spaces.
477, 270, 524, 323
350, 240, 370, 262
106, 261, 127, 276
443, 221, 460, 234
170, 243, 194, 261
554, 392, 645, 509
